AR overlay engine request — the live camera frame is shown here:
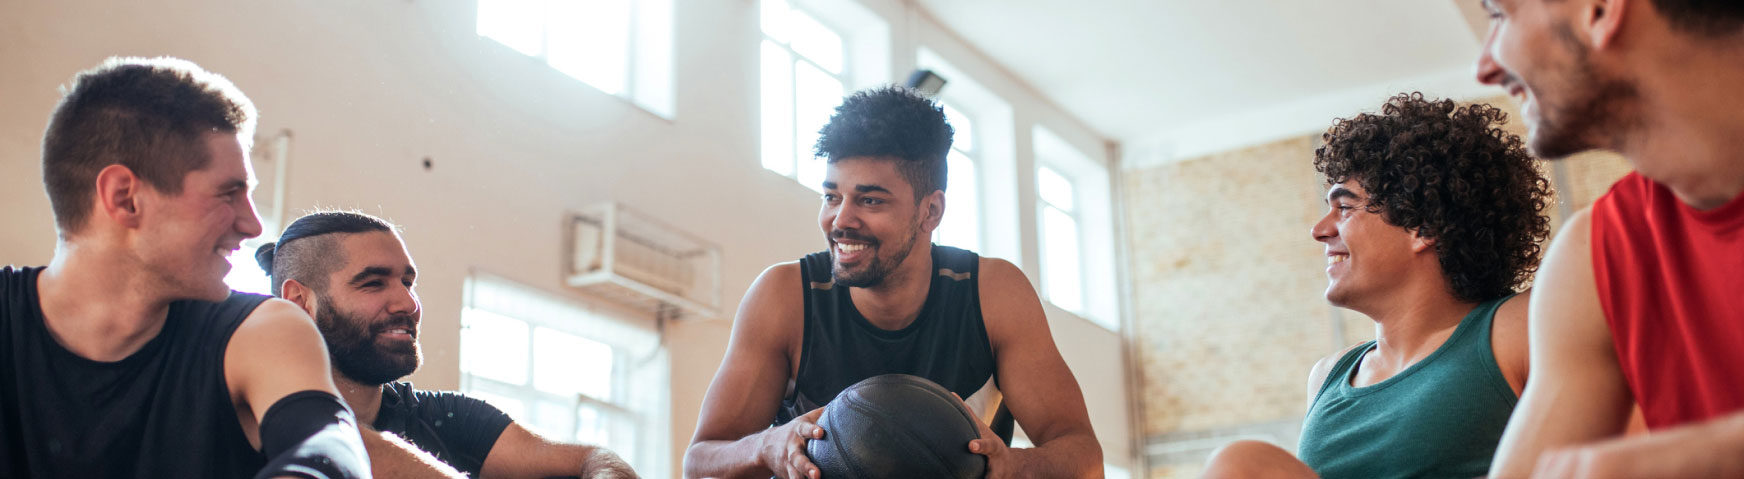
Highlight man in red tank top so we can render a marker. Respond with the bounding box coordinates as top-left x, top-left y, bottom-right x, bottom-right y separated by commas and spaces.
1475, 0, 1744, 477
